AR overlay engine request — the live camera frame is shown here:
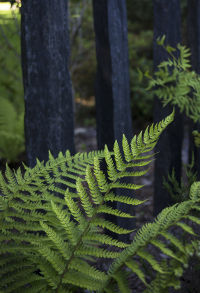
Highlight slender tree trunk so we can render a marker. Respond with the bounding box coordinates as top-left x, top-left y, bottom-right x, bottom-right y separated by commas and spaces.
153, 0, 183, 215
21, 0, 75, 168
93, 0, 134, 241
187, 0, 200, 178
